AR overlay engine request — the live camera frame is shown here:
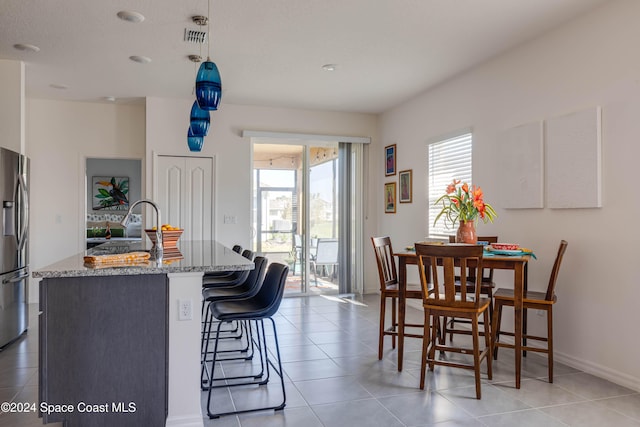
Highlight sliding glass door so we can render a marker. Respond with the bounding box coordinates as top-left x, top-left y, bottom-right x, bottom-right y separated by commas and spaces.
307, 146, 339, 293
252, 141, 362, 296
253, 146, 304, 294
